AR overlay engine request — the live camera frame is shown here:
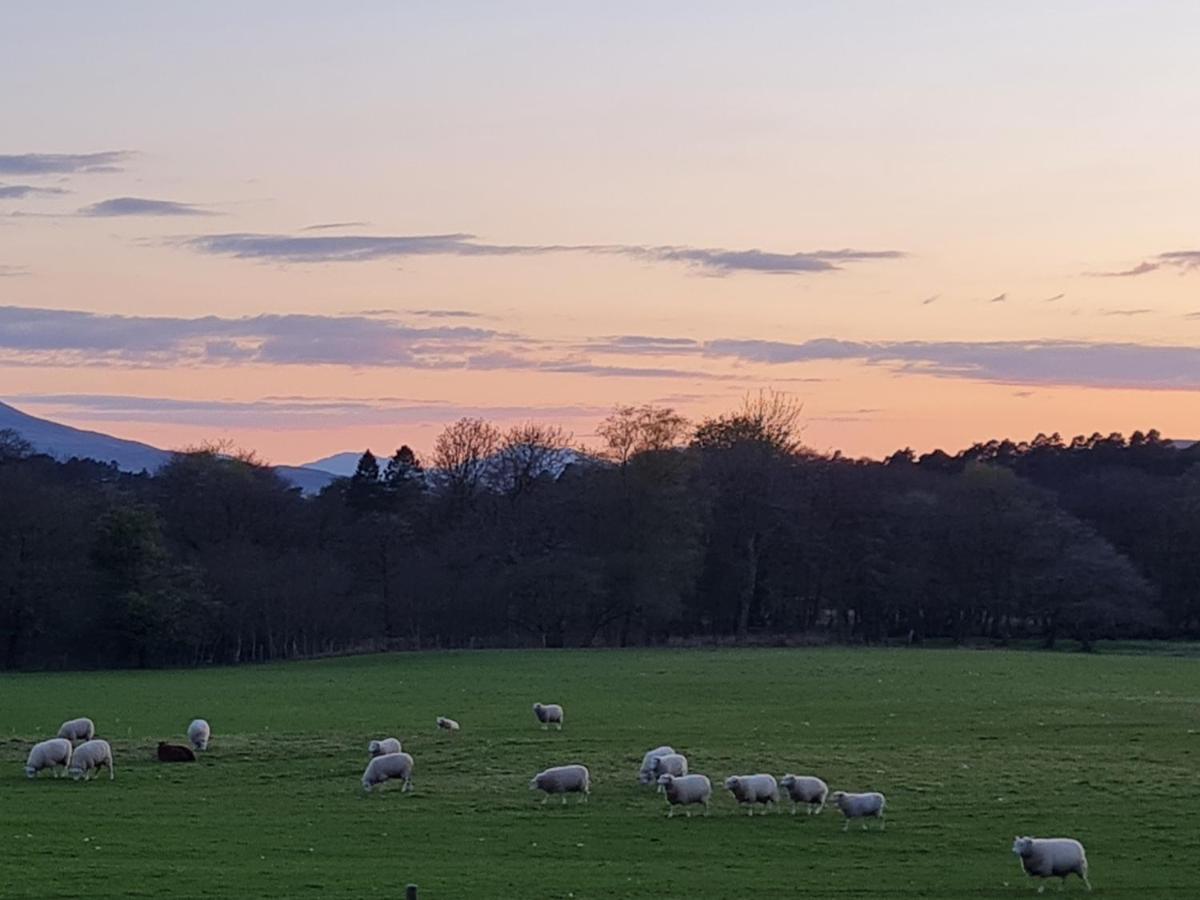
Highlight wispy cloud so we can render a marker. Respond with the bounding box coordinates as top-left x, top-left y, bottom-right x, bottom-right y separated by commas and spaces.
0, 265, 29, 277
921, 294, 939, 305
179, 231, 904, 275
300, 221, 370, 231
1100, 308, 1153, 317
0, 183, 69, 199
406, 308, 484, 319
987, 292, 1007, 303
1043, 293, 1066, 302
79, 197, 214, 217
700, 338, 1200, 390
0, 151, 134, 175
1091, 261, 1160, 277
10, 393, 610, 430
0, 305, 717, 380
1090, 251, 1200, 278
